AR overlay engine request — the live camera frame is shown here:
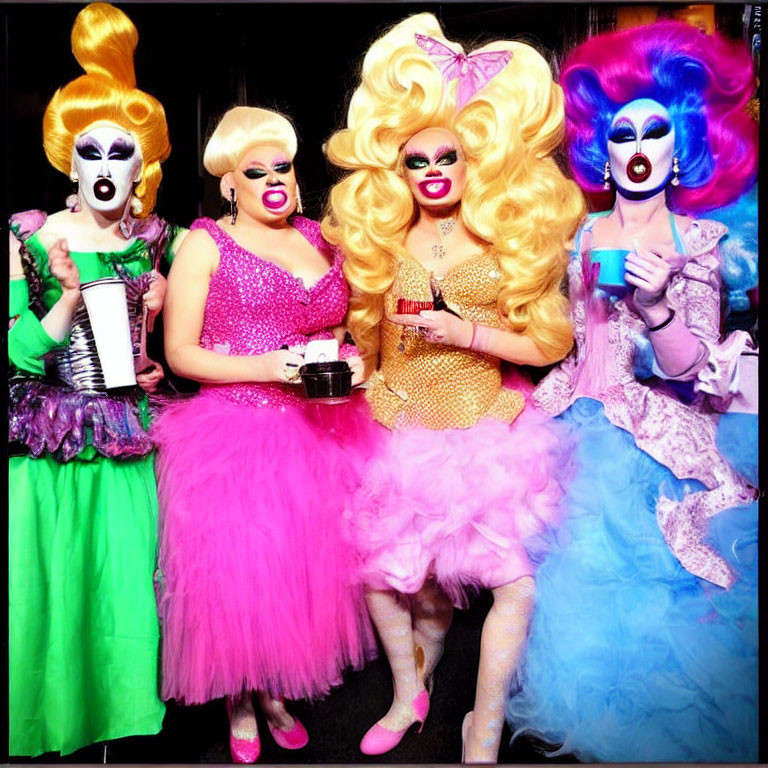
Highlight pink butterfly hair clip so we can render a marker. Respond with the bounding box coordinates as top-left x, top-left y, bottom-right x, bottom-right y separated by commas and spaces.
415, 34, 512, 109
